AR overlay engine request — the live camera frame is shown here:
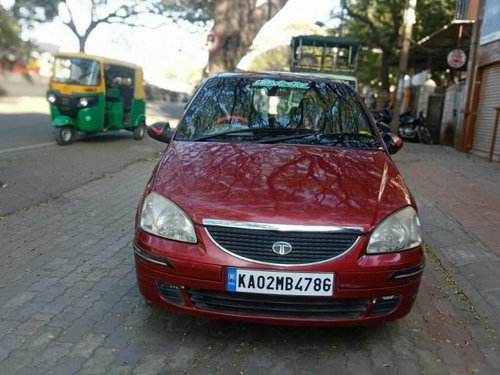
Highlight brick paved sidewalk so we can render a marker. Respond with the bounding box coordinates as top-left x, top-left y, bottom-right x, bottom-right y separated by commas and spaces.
393, 143, 500, 332
0, 145, 498, 374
